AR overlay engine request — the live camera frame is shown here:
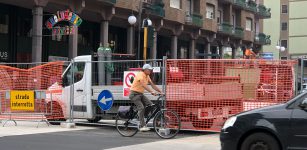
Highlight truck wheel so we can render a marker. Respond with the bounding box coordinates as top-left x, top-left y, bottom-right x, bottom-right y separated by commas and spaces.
87, 117, 101, 123
241, 132, 280, 150
45, 102, 65, 125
